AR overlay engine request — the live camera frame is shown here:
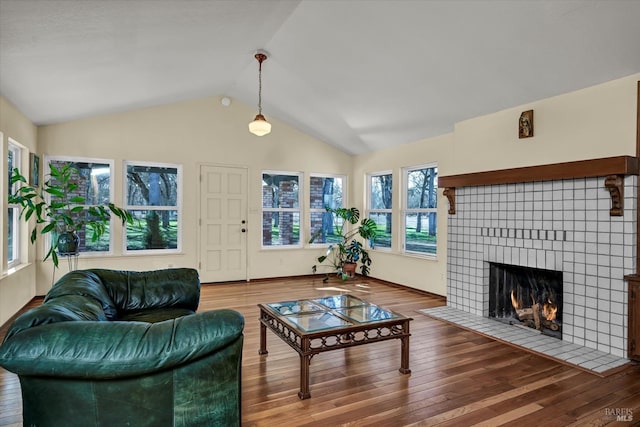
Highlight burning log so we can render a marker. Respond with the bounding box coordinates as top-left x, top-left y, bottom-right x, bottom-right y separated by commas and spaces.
532, 302, 541, 330
514, 308, 534, 321
543, 319, 560, 331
